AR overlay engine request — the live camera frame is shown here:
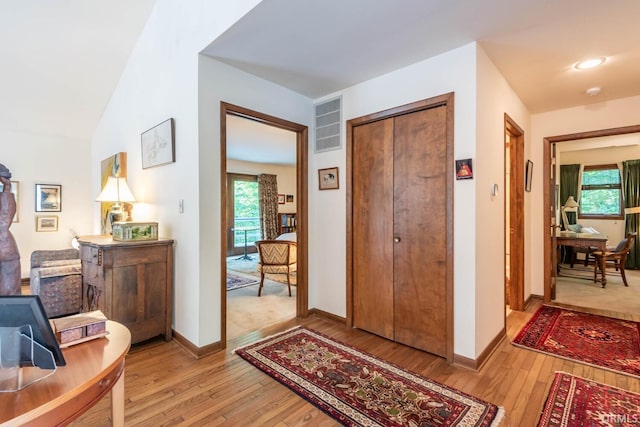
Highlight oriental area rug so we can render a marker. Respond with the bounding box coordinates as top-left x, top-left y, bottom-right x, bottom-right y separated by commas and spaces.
226, 273, 258, 291
235, 327, 503, 426
512, 305, 640, 378
538, 372, 640, 426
